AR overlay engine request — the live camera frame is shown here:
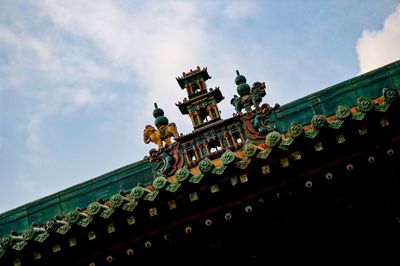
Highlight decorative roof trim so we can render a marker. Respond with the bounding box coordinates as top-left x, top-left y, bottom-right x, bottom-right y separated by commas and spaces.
0, 88, 398, 258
